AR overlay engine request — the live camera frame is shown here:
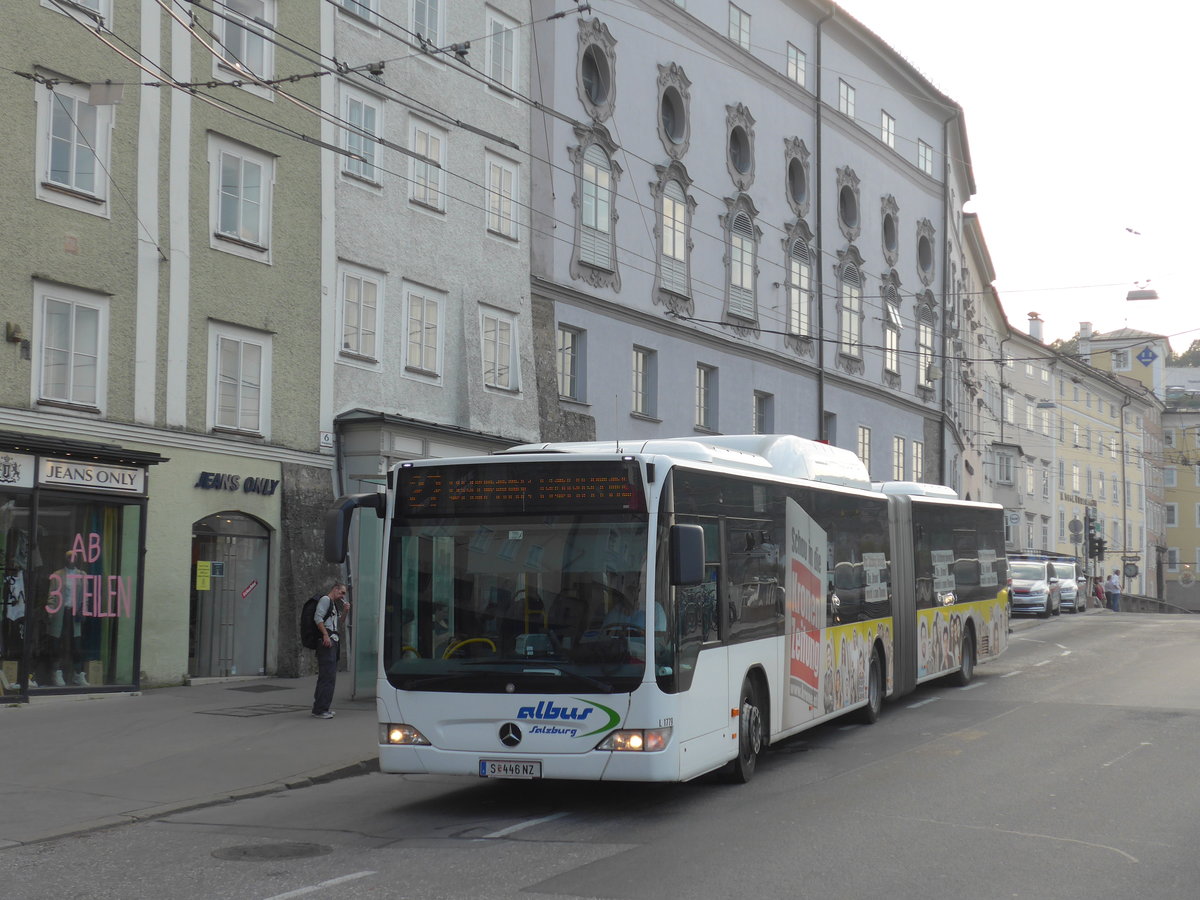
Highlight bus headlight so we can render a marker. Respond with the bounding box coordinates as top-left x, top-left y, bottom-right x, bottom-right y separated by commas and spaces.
596, 727, 672, 752
381, 723, 431, 746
